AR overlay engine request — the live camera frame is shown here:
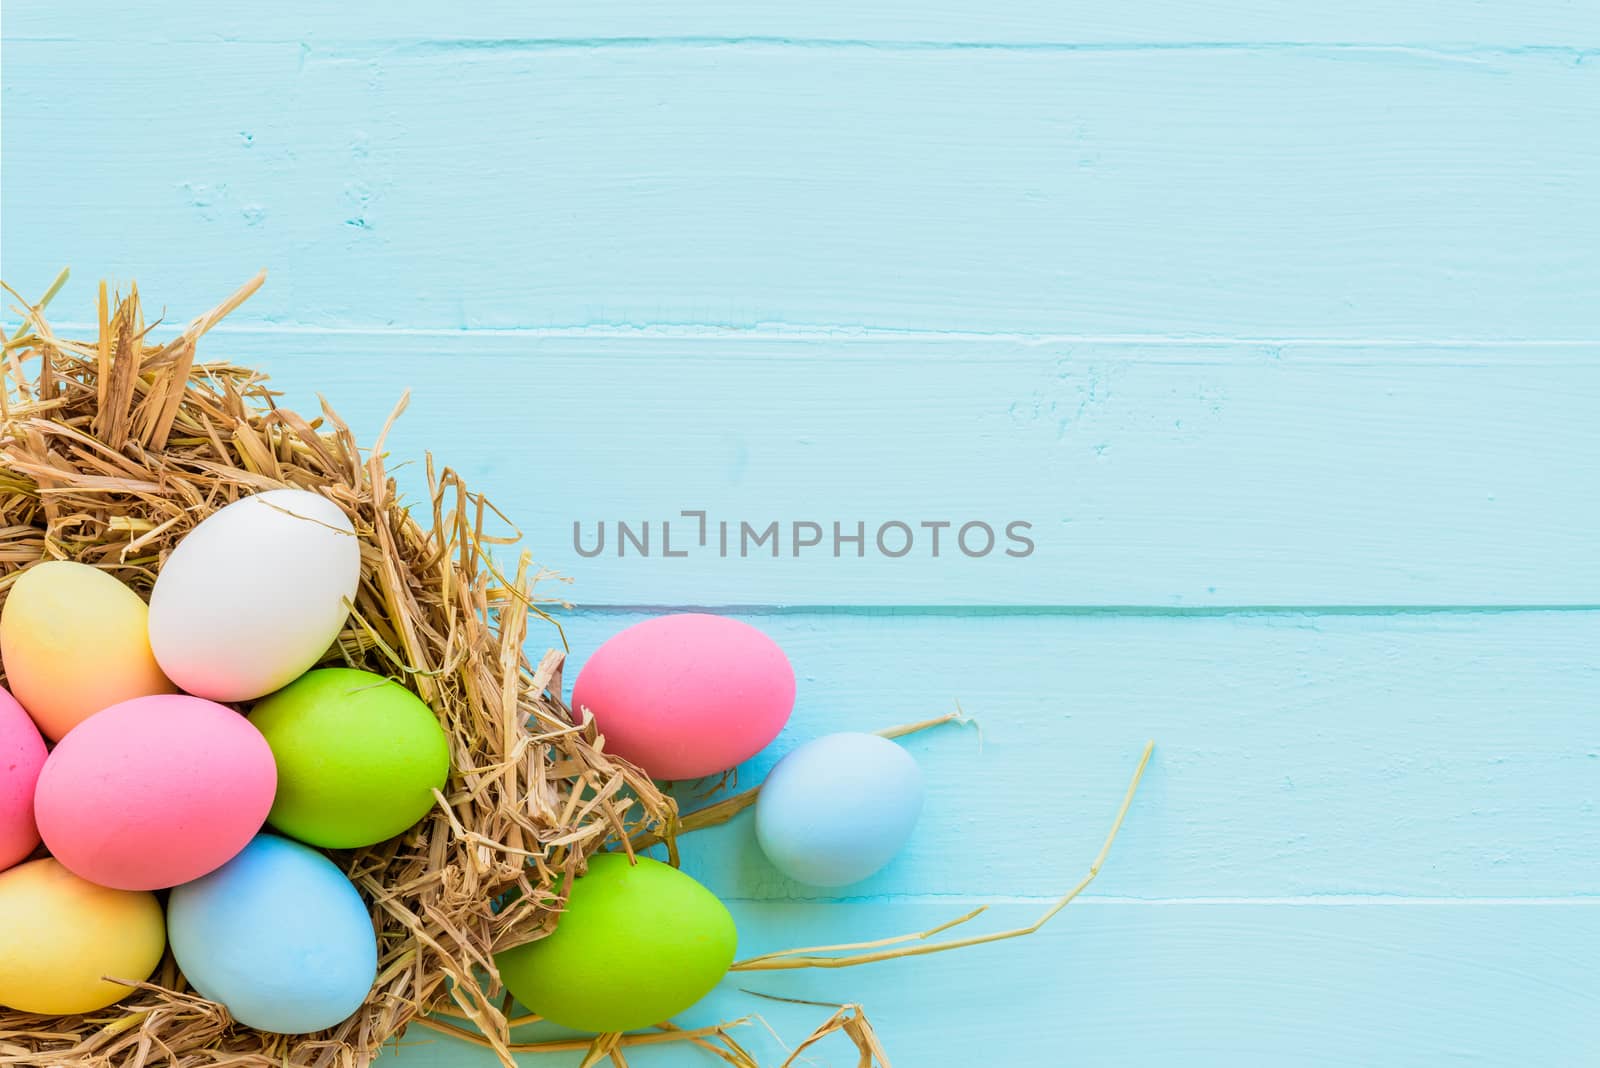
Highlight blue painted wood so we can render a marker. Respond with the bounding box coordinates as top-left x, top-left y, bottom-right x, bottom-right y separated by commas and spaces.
377, 902, 1600, 1066
47, 329, 1600, 608
8, 2, 1600, 46
4, 5, 1598, 1064
551, 608, 1600, 899
4, 38, 1598, 337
